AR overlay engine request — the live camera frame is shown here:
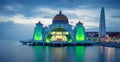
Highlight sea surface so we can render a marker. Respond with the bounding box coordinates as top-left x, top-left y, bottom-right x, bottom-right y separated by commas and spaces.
0, 40, 120, 62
